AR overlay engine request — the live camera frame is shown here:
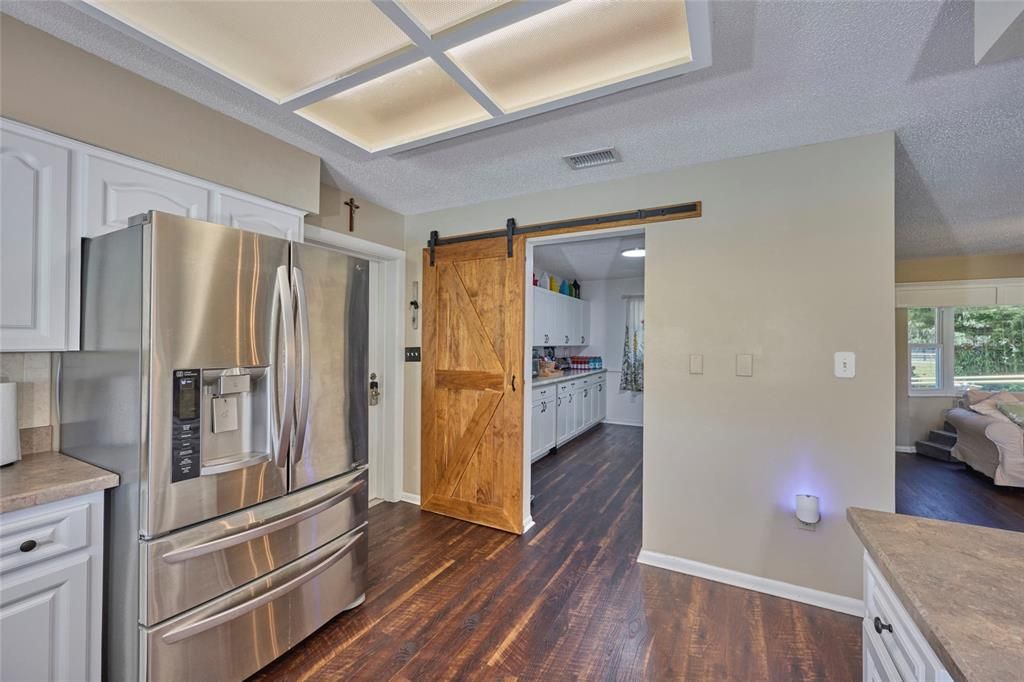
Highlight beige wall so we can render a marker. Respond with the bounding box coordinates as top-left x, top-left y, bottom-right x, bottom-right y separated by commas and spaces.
896, 253, 1024, 282
0, 17, 319, 212
0, 352, 55, 454
307, 184, 405, 250
405, 133, 896, 600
